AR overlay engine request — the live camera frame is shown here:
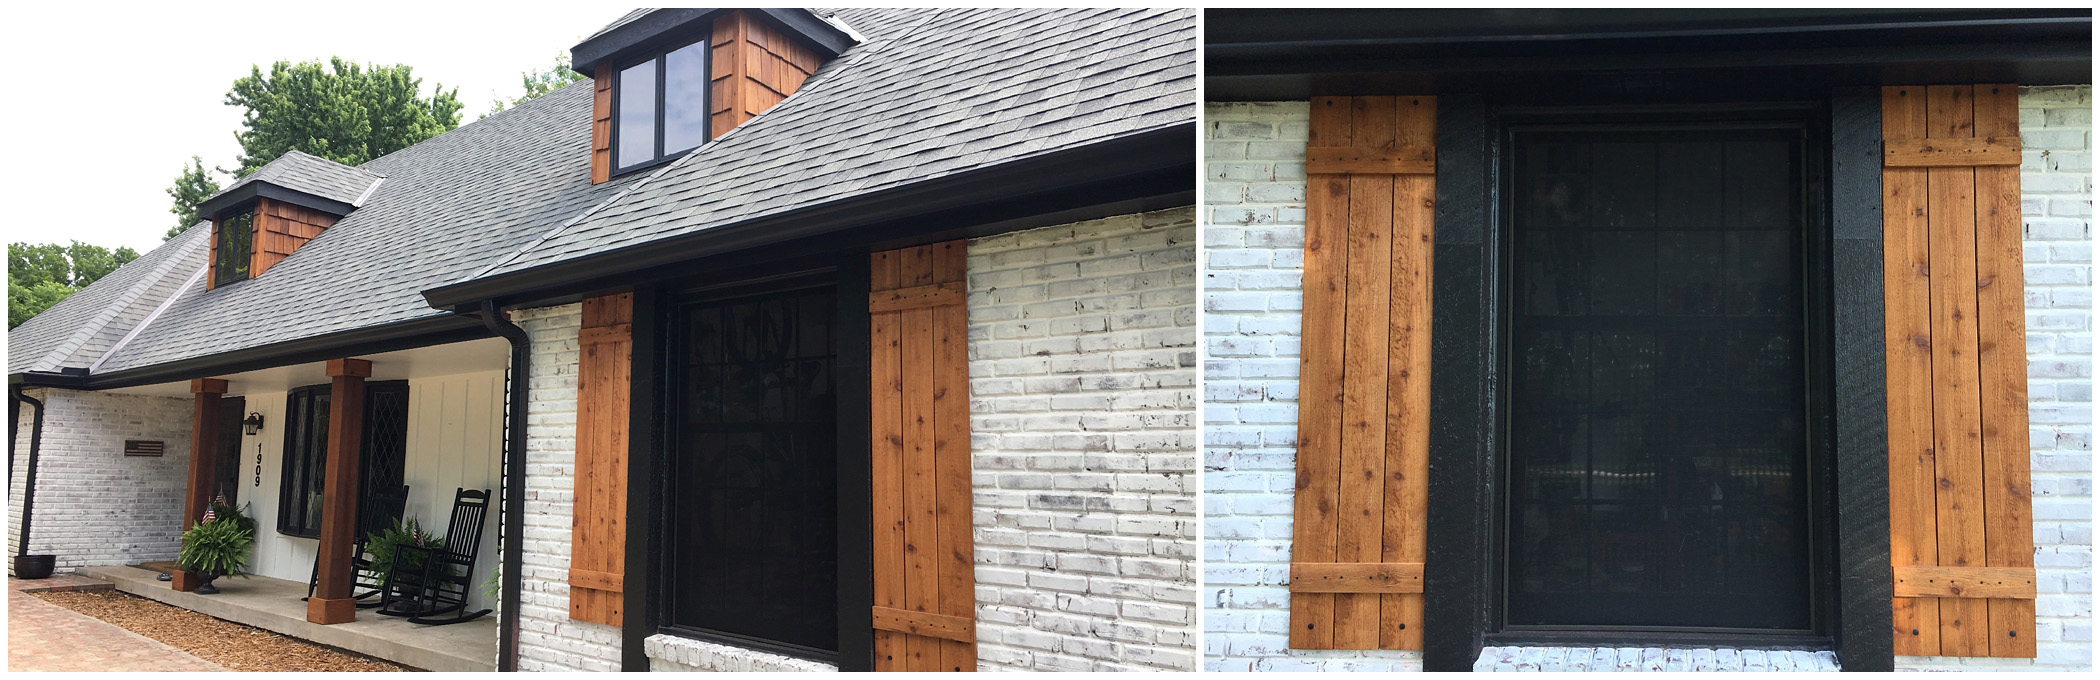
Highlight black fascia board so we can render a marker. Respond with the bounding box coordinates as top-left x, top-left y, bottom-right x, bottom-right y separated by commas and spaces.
193, 181, 358, 222
11, 315, 491, 391
420, 122, 1197, 312
572, 8, 854, 76
1206, 9, 2092, 100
